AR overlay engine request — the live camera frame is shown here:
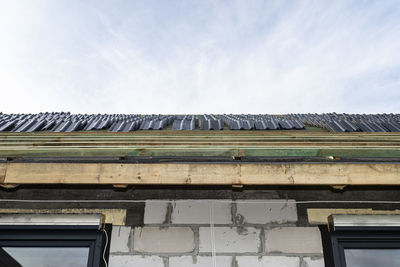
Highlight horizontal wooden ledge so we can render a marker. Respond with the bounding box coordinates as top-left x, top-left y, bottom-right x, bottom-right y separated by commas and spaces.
1, 162, 400, 185
1, 134, 400, 142
1, 147, 400, 158
2, 141, 400, 146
